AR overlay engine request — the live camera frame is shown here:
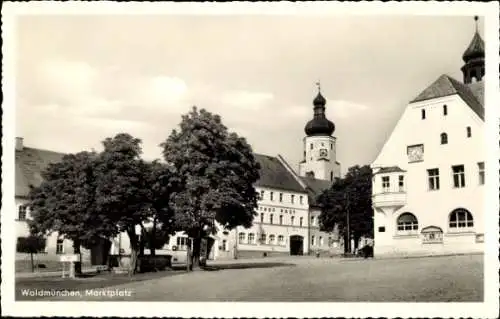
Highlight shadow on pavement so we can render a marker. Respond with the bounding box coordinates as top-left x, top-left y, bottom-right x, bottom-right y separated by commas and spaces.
202, 262, 296, 271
